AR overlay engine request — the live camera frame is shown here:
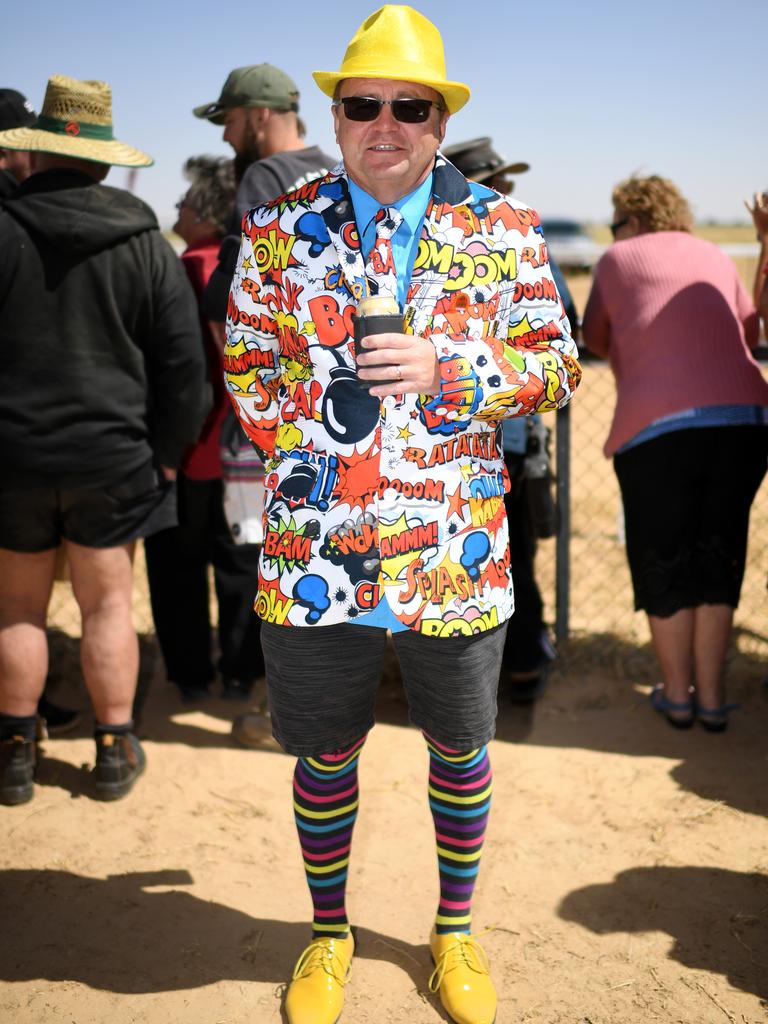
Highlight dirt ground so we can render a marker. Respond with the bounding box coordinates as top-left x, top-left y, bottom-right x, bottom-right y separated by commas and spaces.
1, 633, 767, 1024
